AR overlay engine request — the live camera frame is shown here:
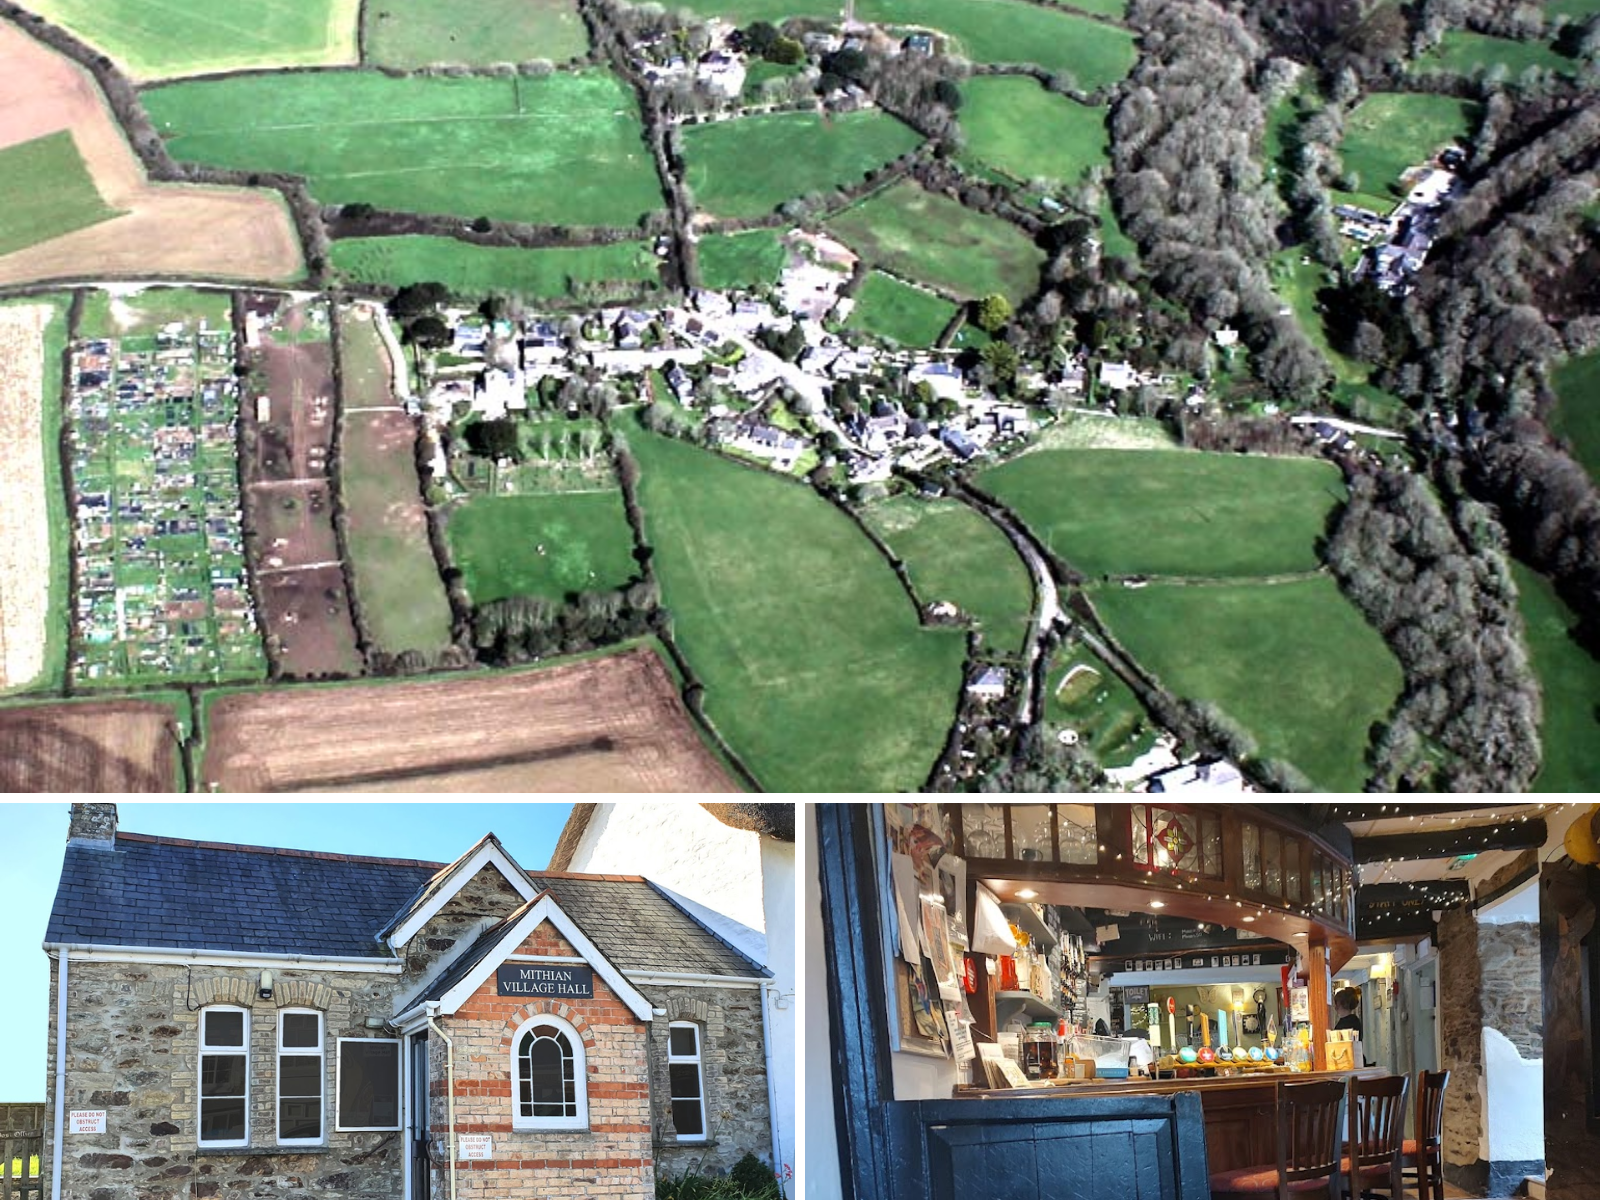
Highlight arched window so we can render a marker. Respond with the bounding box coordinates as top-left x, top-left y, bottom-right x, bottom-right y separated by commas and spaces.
511, 1014, 587, 1131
